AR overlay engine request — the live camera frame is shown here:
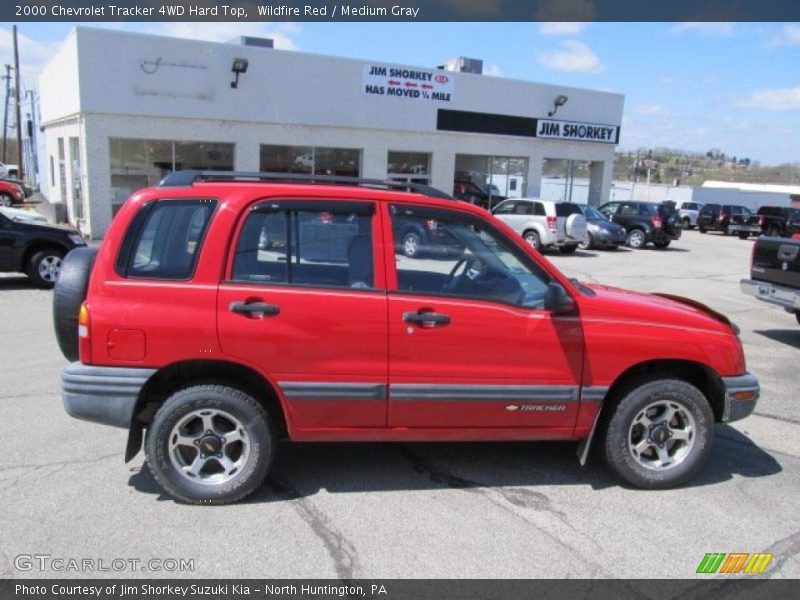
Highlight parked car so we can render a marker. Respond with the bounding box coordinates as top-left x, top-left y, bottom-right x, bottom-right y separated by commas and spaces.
753, 206, 800, 238
0, 206, 86, 287
696, 204, 755, 236
0, 179, 26, 207
453, 176, 505, 210
674, 200, 704, 230
578, 204, 627, 250
0, 177, 33, 198
54, 171, 758, 504
597, 201, 682, 249
741, 235, 800, 325
492, 198, 587, 253
0, 161, 19, 178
